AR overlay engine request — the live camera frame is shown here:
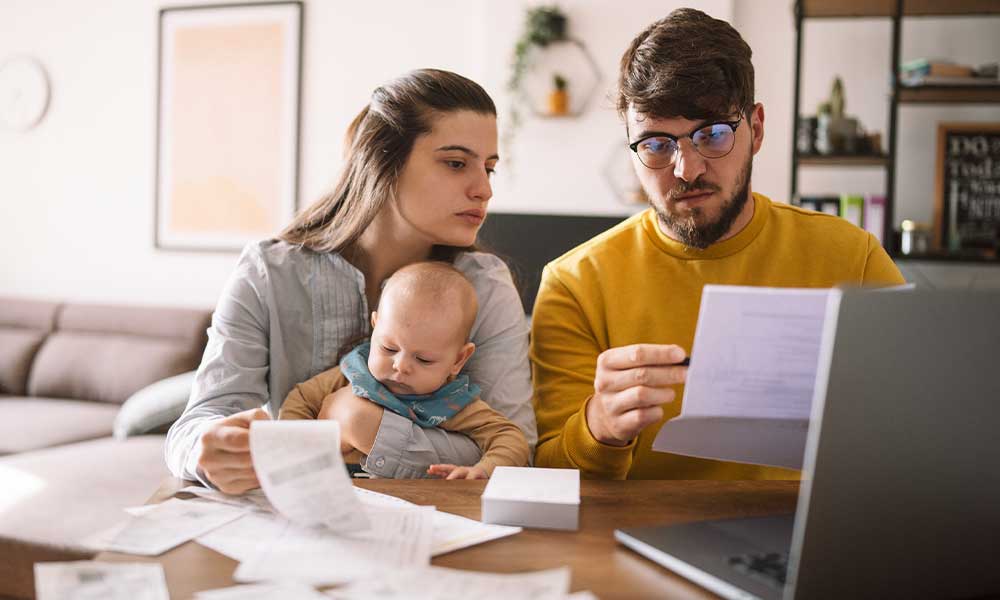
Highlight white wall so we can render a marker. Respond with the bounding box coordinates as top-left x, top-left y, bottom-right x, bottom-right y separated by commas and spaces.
1, 1, 997, 307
